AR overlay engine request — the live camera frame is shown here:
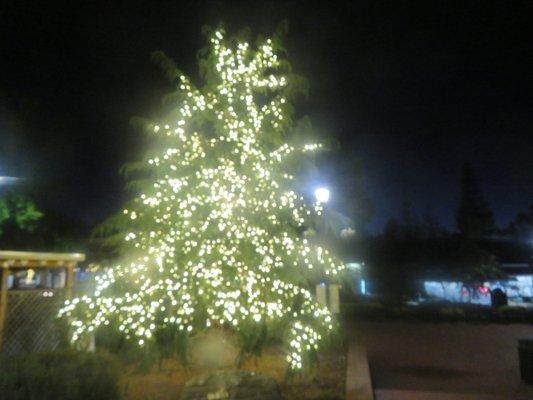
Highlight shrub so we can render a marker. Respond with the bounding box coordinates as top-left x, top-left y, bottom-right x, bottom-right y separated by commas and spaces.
439, 307, 466, 321
0, 350, 120, 400
343, 299, 533, 323
497, 305, 528, 322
